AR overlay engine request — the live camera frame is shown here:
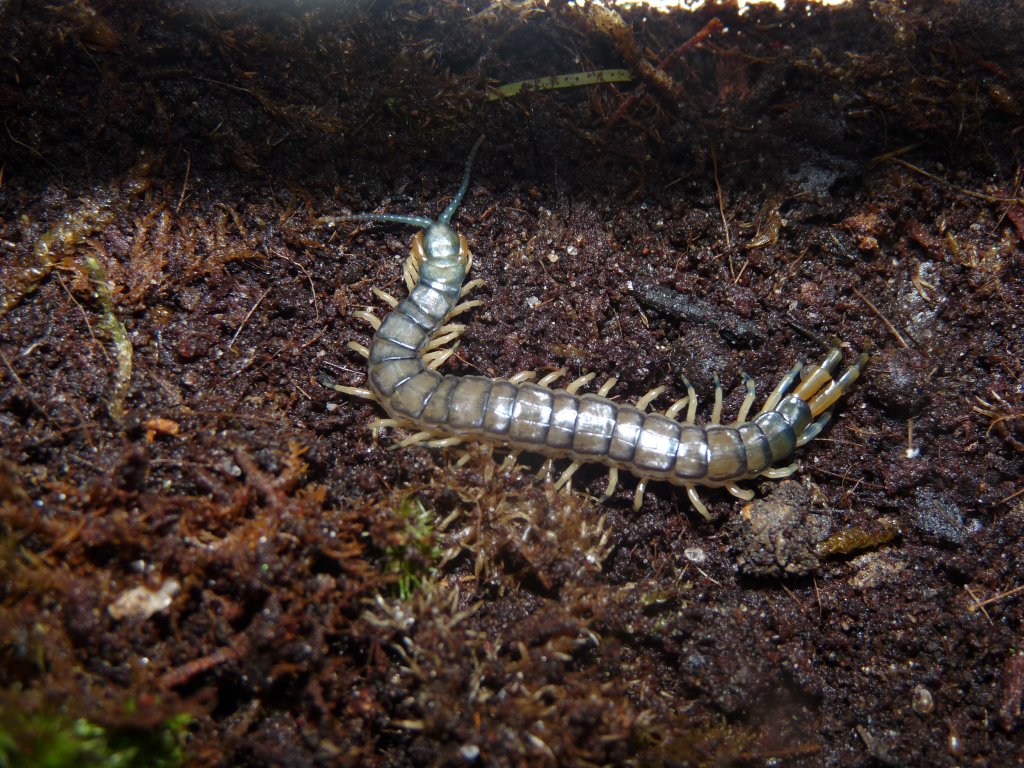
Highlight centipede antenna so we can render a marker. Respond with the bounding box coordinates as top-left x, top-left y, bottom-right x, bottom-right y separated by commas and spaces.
439, 134, 485, 225
341, 212, 433, 229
